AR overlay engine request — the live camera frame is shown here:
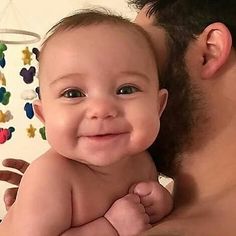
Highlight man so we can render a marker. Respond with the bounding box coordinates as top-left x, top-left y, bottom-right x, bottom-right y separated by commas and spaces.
1, 0, 236, 235
132, 1, 236, 235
